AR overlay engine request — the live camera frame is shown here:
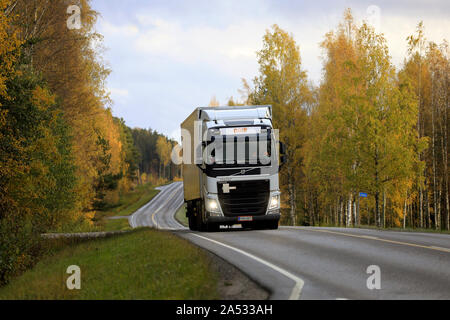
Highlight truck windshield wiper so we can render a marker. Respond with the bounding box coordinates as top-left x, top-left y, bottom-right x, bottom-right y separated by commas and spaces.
230, 167, 259, 176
